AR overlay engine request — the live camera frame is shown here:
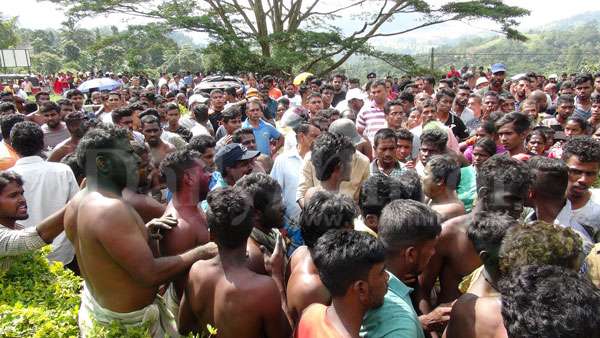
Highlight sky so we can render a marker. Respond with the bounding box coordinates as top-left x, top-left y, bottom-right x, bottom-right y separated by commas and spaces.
3, 0, 600, 40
